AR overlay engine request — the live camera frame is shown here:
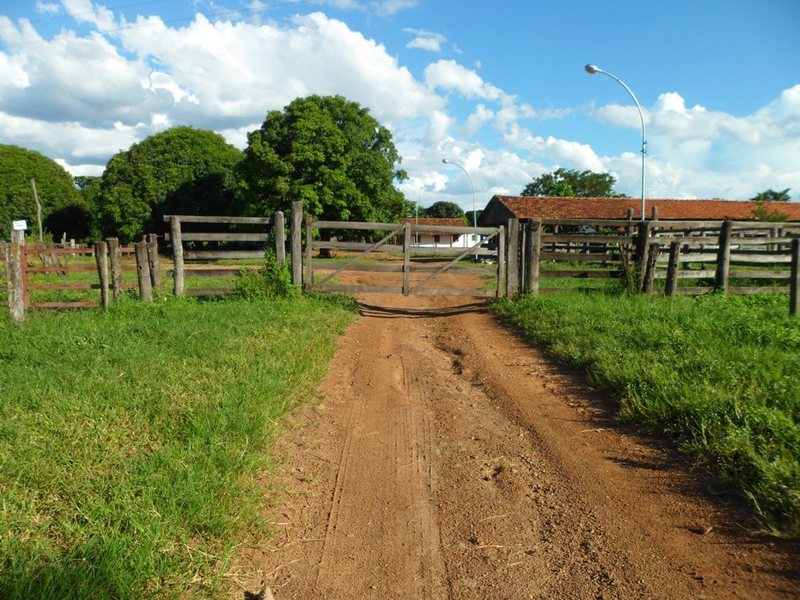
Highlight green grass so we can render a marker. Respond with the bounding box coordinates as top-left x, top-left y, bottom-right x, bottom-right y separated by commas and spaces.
492, 291, 800, 536
0, 294, 356, 598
